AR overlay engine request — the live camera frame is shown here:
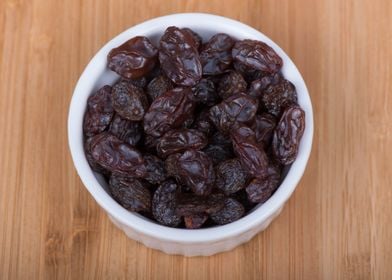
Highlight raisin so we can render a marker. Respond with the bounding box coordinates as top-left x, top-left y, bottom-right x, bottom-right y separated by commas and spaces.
159, 27, 202, 86
112, 80, 148, 121
146, 74, 173, 101
272, 105, 305, 165
108, 36, 158, 79
216, 159, 248, 195
232, 39, 283, 73
143, 154, 167, 184
210, 198, 245, 225
156, 129, 208, 158
175, 193, 225, 216
182, 28, 203, 50
165, 150, 215, 196
83, 85, 114, 137
109, 174, 151, 212
217, 71, 247, 99
152, 180, 181, 227
231, 126, 269, 179
200, 33, 235, 75
251, 113, 277, 148
247, 73, 281, 98
184, 213, 209, 229
108, 114, 142, 146
262, 78, 297, 116
190, 78, 219, 106
144, 87, 196, 137
84, 136, 110, 175
192, 109, 215, 136
246, 163, 281, 203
